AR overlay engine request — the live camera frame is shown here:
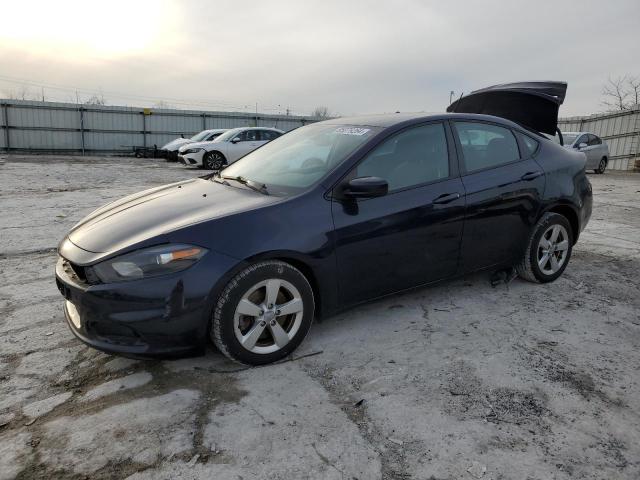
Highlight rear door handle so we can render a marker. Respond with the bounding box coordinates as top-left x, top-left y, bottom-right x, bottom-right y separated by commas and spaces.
432, 192, 461, 205
521, 171, 543, 181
